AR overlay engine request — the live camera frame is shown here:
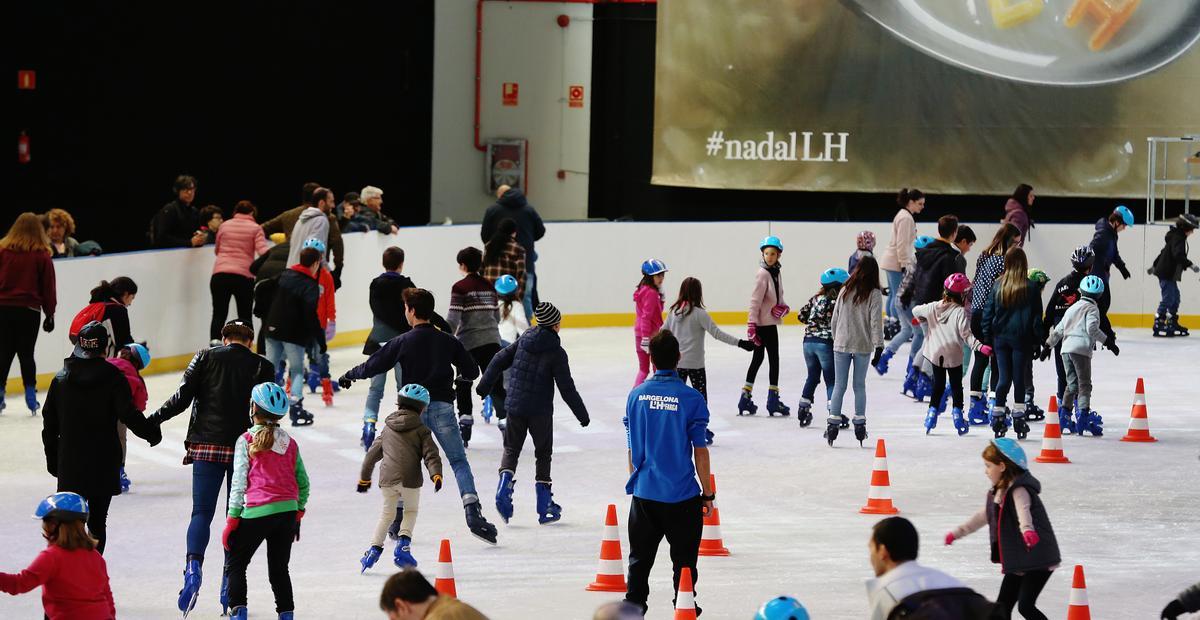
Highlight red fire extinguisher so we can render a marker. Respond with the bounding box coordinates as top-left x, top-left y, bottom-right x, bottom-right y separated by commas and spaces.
18, 131, 31, 164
